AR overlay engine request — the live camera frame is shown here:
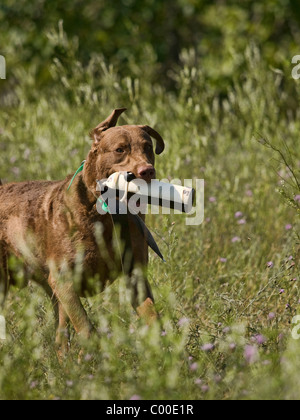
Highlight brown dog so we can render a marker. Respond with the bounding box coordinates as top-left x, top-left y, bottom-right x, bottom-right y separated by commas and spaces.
0, 108, 165, 355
